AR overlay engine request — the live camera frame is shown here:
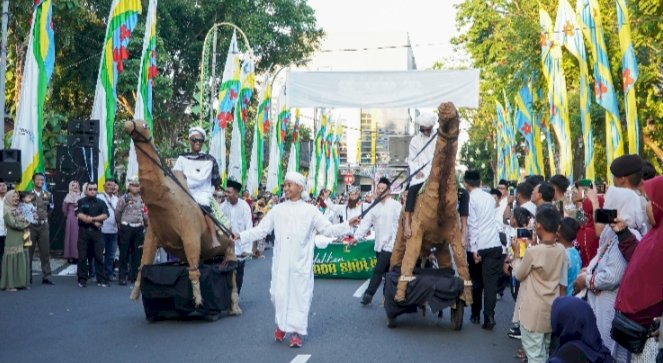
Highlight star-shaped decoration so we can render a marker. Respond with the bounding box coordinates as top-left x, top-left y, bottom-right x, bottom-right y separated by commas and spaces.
622, 68, 634, 91
563, 21, 575, 37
